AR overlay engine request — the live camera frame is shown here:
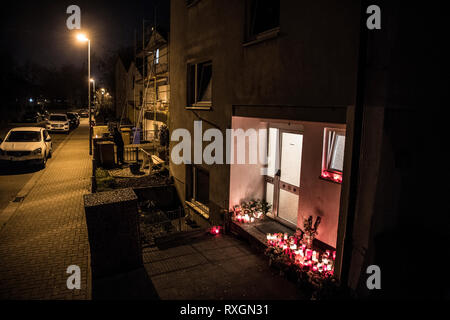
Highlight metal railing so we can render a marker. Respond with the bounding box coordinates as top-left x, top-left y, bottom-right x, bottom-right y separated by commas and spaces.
139, 206, 188, 247
123, 144, 160, 163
